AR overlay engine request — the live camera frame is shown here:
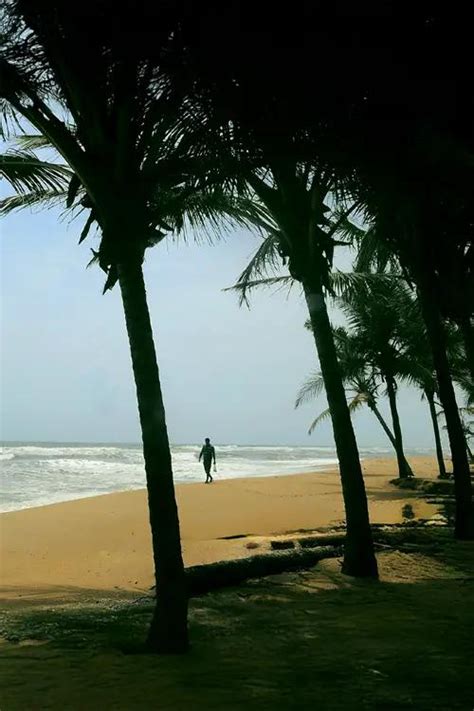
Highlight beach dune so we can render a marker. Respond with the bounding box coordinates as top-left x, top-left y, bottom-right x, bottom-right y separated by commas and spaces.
0, 456, 443, 596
